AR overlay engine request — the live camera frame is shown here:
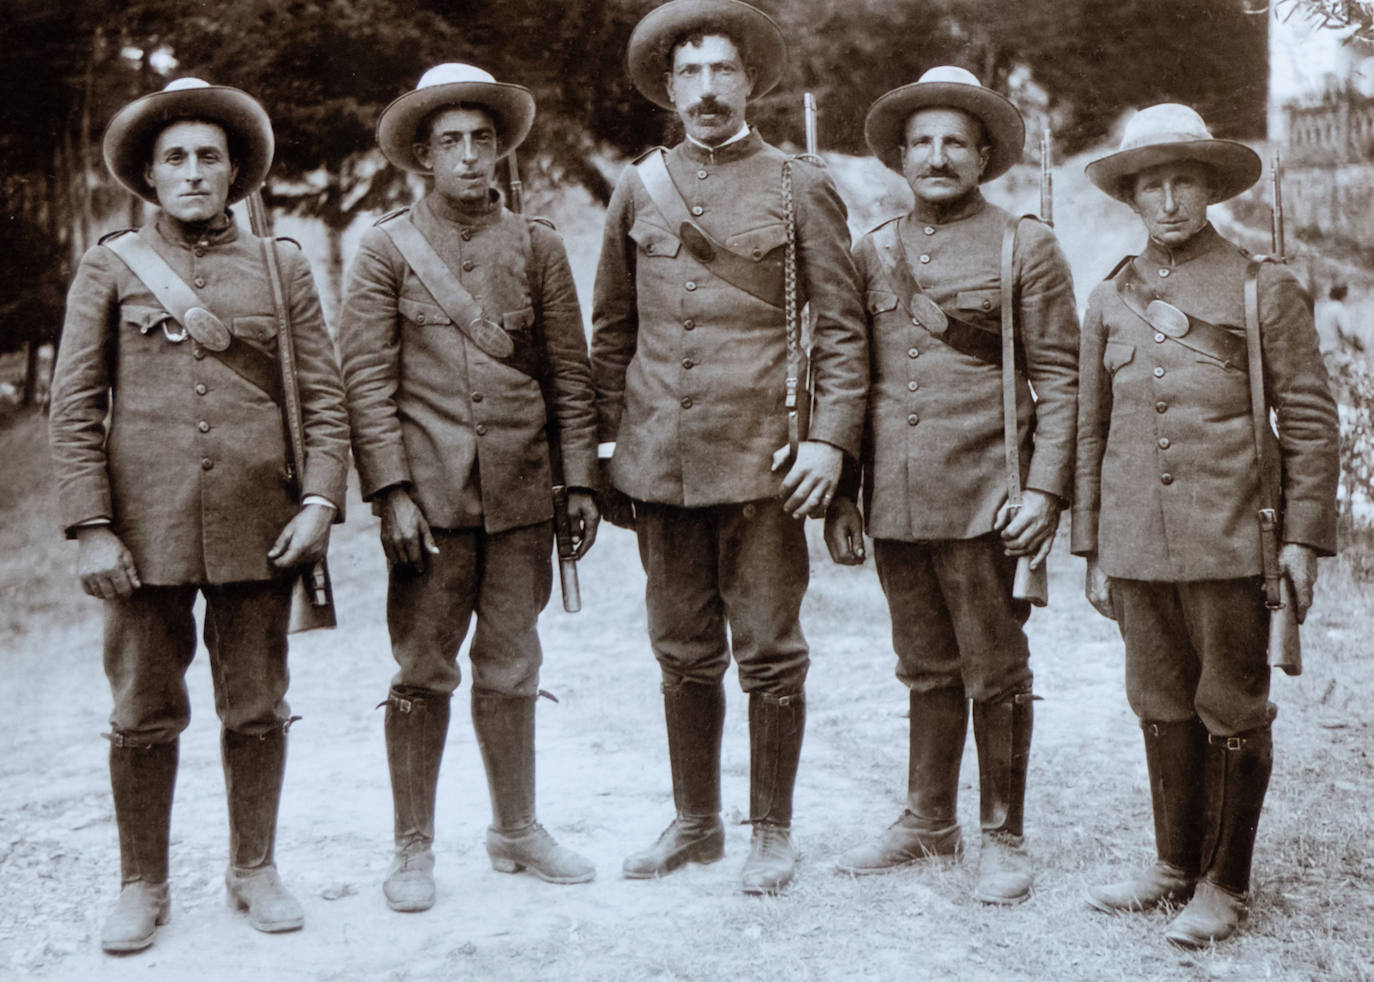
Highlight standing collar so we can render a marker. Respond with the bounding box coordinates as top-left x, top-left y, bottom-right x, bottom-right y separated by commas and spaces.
1141, 222, 1224, 267
907, 189, 987, 226
678, 127, 764, 165
154, 209, 238, 247
422, 187, 505, 228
